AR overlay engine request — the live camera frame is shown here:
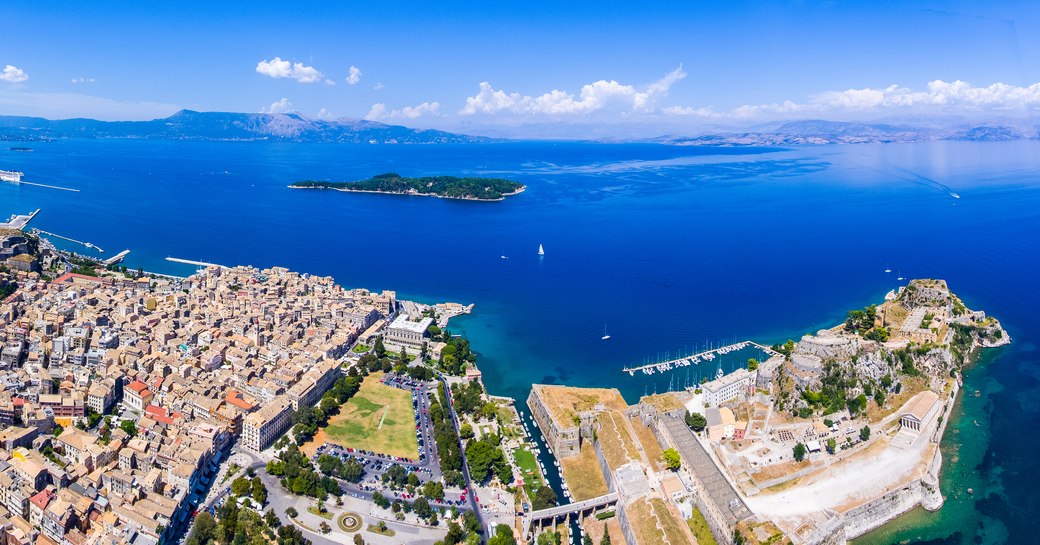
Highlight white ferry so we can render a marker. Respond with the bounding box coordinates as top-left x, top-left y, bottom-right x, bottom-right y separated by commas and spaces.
0, 170, 24, 183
